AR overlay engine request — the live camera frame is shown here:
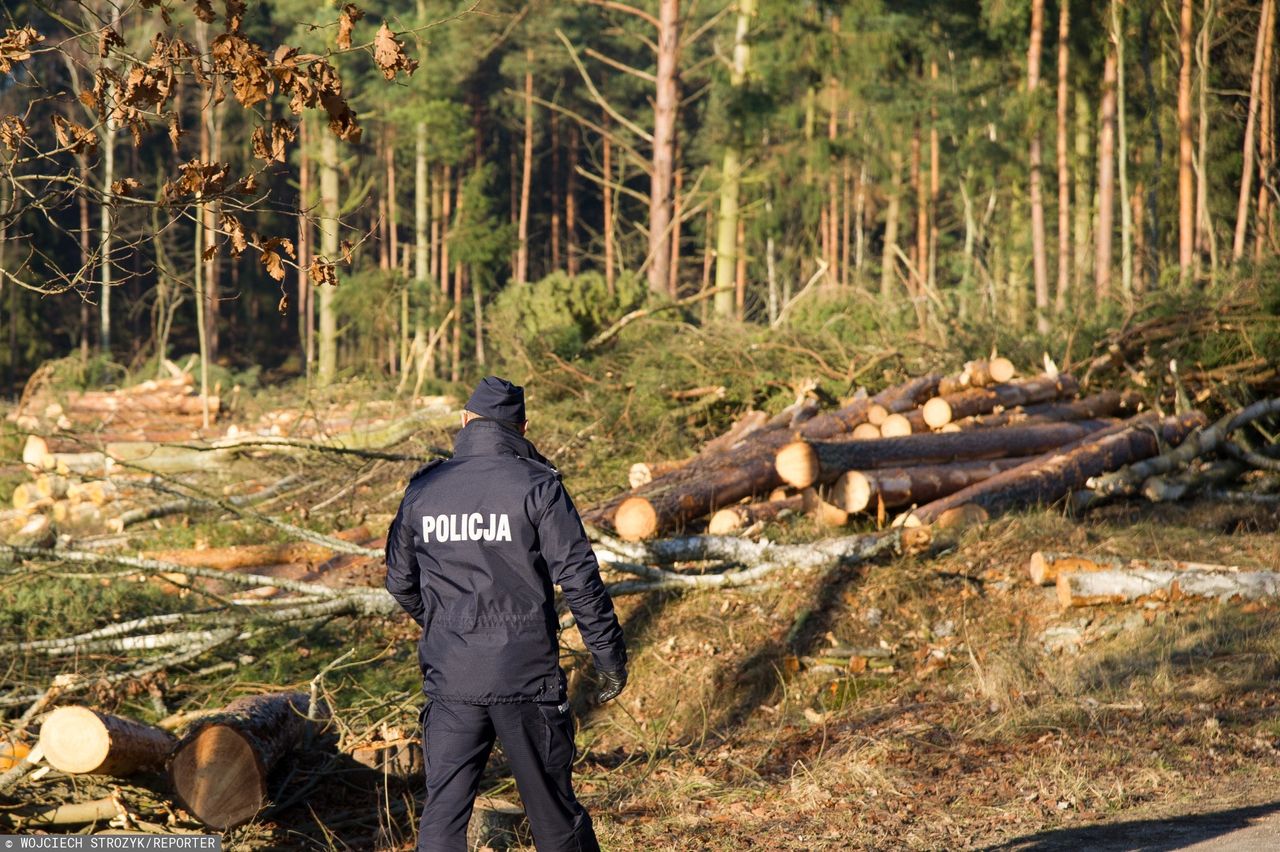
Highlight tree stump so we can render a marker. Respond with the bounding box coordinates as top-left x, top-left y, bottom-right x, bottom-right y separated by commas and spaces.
467, 797, 529, 851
